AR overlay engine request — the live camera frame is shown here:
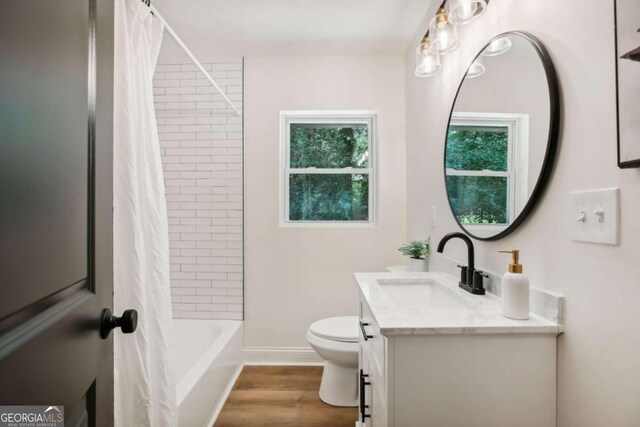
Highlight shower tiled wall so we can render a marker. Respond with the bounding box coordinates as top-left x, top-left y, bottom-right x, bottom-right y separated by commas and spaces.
153, 58, 243, 320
